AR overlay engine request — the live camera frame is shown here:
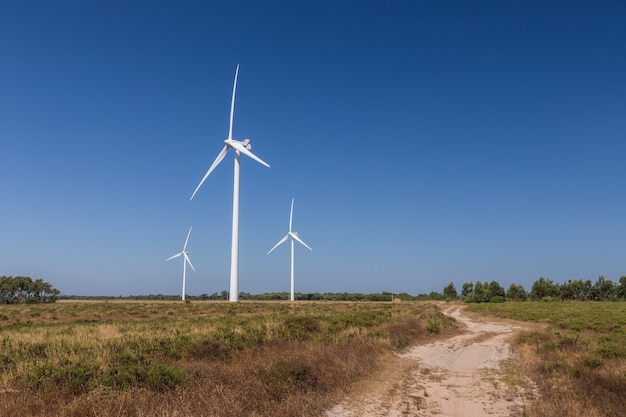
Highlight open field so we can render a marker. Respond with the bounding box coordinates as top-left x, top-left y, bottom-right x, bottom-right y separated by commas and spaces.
464, 302, 626, 417
0, 300, 458, 417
